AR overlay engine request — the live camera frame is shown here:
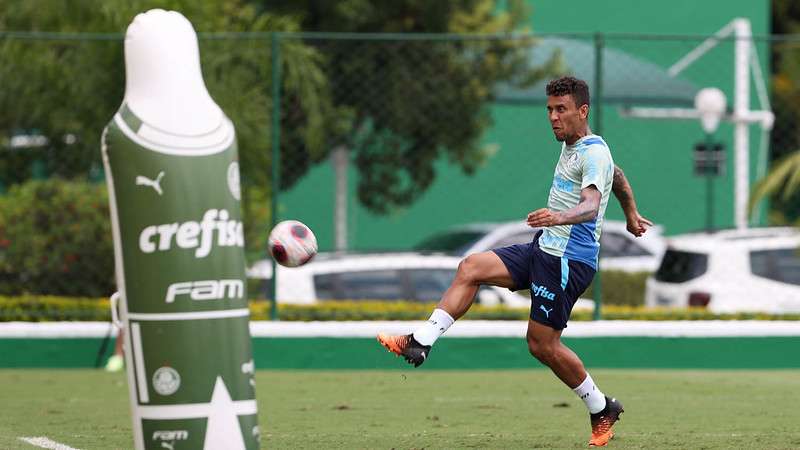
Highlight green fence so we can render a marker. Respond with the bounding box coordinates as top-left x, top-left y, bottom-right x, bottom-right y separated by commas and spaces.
1, 29, 797, 318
